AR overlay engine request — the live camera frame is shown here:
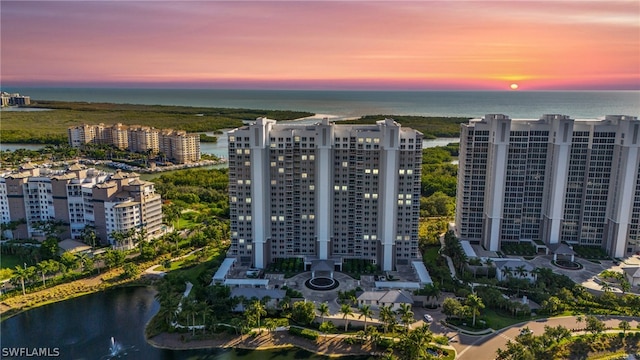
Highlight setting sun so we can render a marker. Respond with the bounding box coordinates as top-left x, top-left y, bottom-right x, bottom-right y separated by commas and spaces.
510, 83, 519, 90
